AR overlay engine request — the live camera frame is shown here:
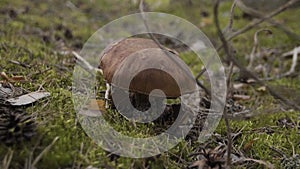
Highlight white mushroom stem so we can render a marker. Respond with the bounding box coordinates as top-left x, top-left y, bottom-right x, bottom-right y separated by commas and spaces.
105, 83, 111, 109
73, 51, 110, 107
72, 51, 103, 75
